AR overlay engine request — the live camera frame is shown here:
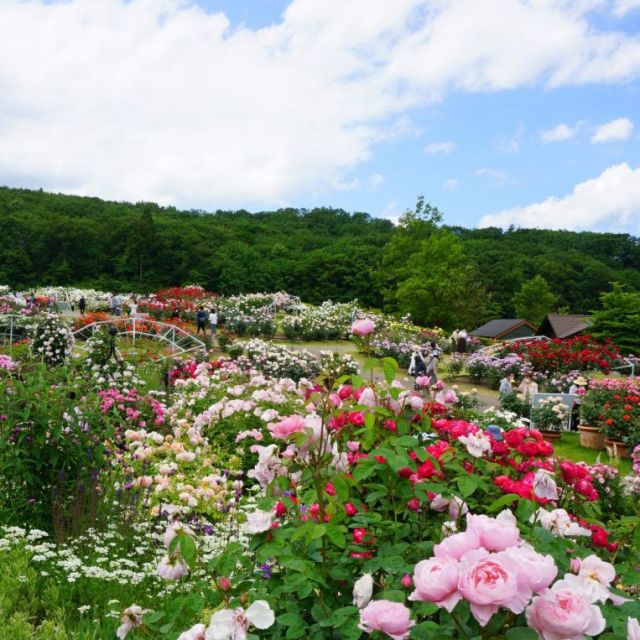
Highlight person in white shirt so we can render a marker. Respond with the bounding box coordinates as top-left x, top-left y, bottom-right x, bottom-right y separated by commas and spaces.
518, 374, 539, 402
209, 308, 218, 334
